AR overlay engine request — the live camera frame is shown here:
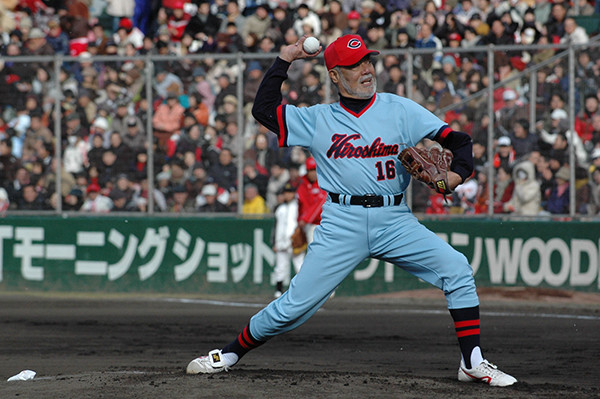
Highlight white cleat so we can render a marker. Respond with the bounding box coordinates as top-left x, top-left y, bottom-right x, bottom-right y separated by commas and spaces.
458, 359, 517, 387
186, 349, 230, 374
